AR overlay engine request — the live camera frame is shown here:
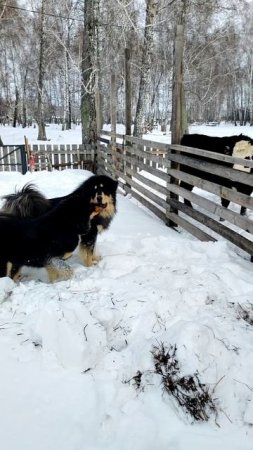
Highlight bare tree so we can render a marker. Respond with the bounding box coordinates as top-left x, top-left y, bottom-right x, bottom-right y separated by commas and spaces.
171, 0, 188, 144
81, 0, 97, 145
133, 0, 158, 137
37, 0, 47, 140
0, 0, 251, 134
